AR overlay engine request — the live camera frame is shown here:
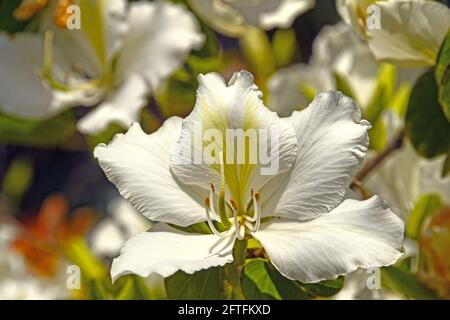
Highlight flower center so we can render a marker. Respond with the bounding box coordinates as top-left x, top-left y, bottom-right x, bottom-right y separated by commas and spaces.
204, 185, 261, 240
